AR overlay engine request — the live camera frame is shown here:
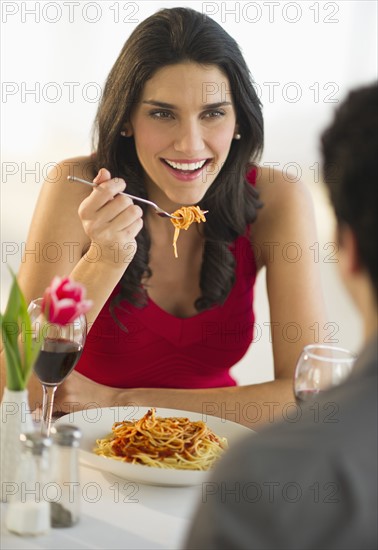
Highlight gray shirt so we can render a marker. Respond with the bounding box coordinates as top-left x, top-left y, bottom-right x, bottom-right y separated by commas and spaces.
185, 336, 378, 550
